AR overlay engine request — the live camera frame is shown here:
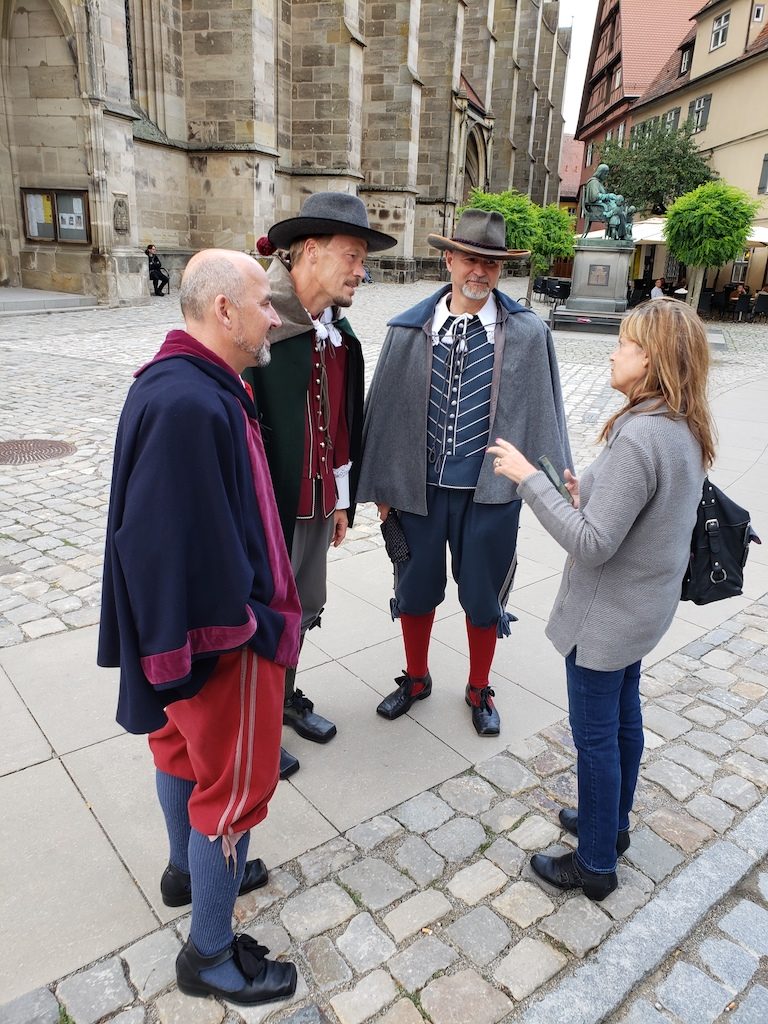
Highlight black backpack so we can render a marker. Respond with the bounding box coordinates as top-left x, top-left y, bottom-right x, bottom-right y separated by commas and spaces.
681, 478, 761, 605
